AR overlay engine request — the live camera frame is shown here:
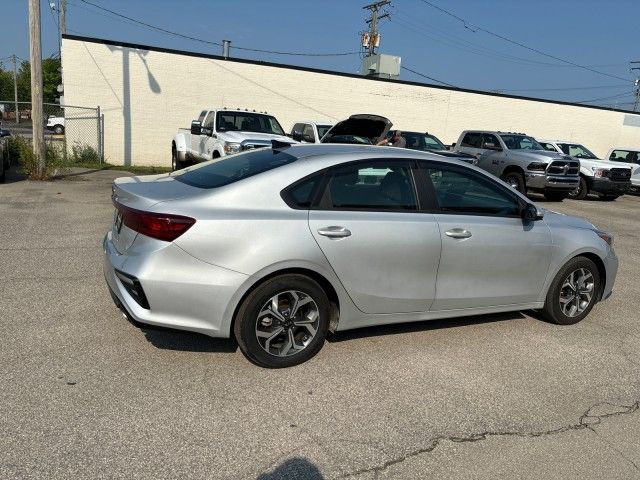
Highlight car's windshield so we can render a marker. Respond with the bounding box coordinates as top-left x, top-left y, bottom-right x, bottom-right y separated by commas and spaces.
216, 112, 285, 136
401, 132, 446, 151
557, 143, 598, 159
316, 125, 332, 140
174, 148, 296, 189
499, 134, 544, 151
